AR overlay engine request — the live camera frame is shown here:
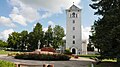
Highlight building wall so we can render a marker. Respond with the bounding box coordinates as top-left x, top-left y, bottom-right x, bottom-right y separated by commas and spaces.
82, 40, 87, 55
66, 5, 82, 54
